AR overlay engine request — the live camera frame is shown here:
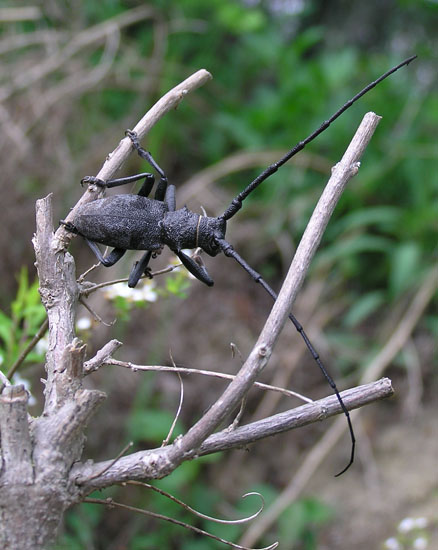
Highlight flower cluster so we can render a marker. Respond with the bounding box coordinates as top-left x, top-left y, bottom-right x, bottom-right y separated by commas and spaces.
104, 278, 158, 303
384, 517, 430, 550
